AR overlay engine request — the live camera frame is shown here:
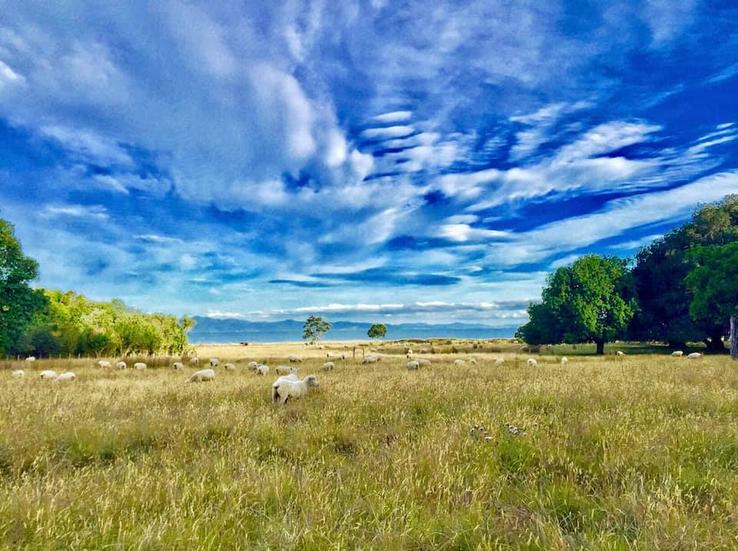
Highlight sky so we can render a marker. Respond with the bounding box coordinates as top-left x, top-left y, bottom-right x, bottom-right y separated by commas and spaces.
0, 1, 737, 325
